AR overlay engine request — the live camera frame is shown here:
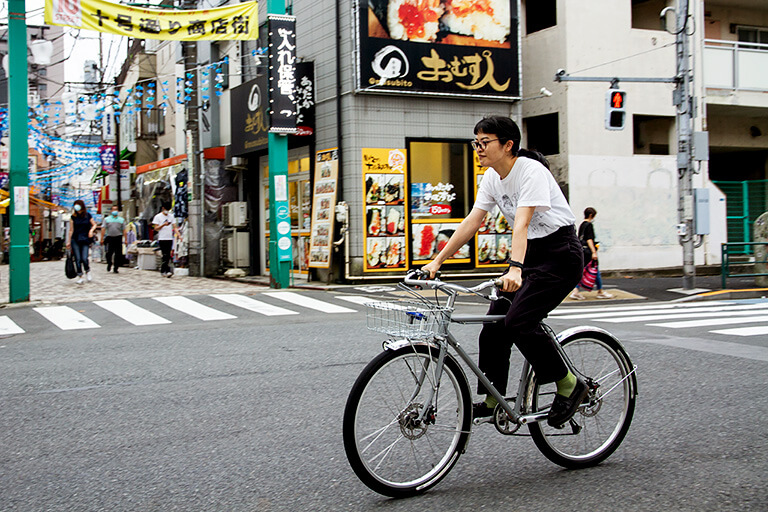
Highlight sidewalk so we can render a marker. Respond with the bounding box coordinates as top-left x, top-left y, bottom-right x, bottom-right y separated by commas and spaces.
1, 259, 765, 306
0, 260, 268, 306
